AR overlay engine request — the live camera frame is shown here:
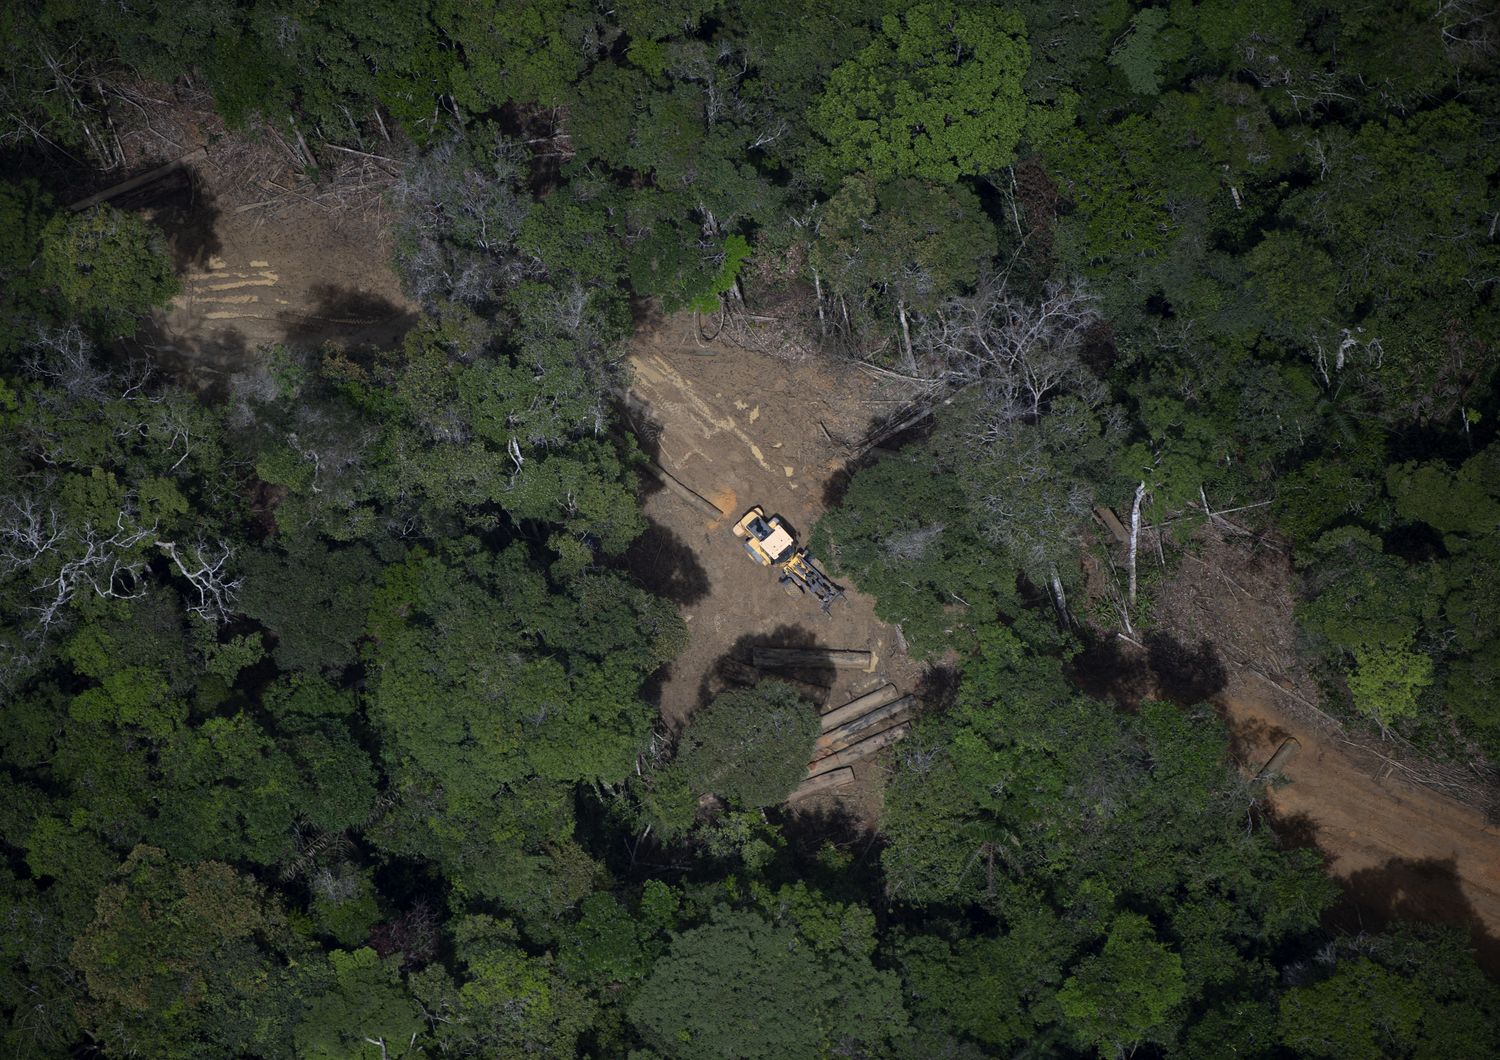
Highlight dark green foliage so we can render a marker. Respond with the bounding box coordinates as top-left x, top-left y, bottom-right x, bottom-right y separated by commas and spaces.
811, 449, 1022, 655
38, 207, 178, 337
628, 906, 907, 1059
808, 1, 1035, 184
667, 681, 819, 810
237, 541, 378, 674
1278, 928, 1500, 1059
413, 914, 598, 1057
811, 174, 997, 341
879, 624, 1335, 1048
293, 947, 425, 1059
0, 180, 57, 357
68, 846, 298, 1057
1057, 913, 1187, 1054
